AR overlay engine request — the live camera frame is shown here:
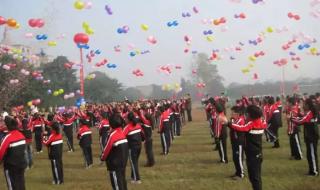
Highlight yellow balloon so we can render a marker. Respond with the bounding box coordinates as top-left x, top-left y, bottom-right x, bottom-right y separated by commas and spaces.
206, 36, 214, 42
85, 27, 94, 35
248, 63, 254, 68
74, 1, 84, 10
266, 26, 273, 33
15, 23, 20, 29
310, 47, 317, 55
27, 101, 33, 107
141, 24, 149, 31
48, 41, 57, 47
58, 89, 64, 94
241, 68, 250, 74
53, 91, 59, 96
82, 22, 89, 30
249, 56, 256, 62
